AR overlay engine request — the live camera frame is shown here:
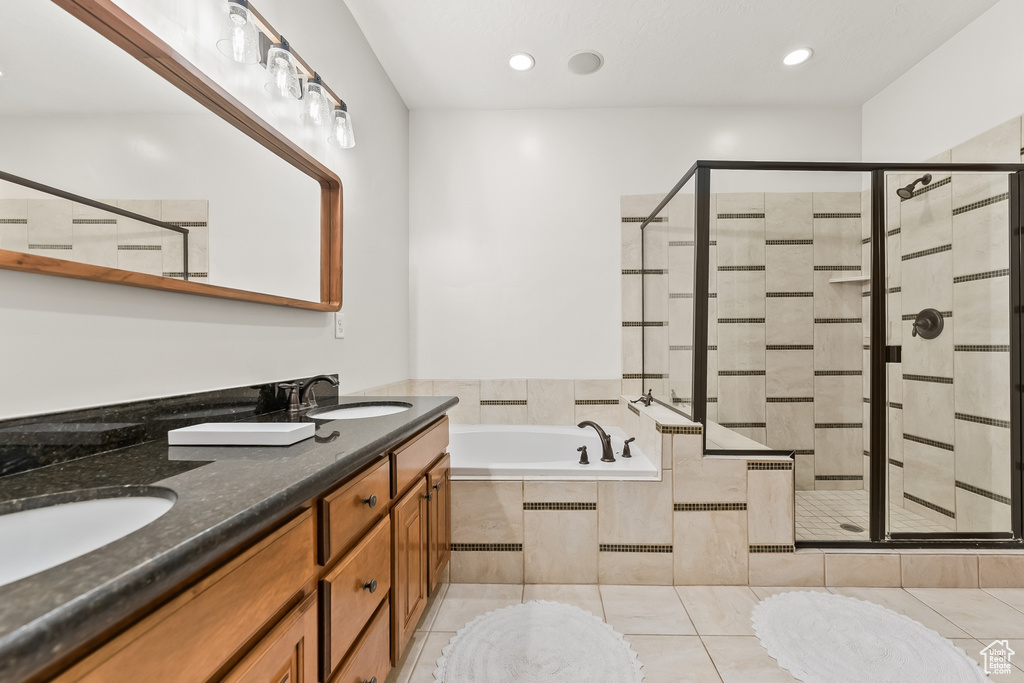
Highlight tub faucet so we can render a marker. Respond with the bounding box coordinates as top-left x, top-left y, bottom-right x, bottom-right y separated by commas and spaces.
577, 421, 615, 462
